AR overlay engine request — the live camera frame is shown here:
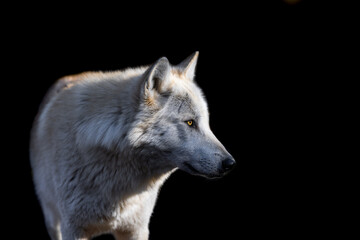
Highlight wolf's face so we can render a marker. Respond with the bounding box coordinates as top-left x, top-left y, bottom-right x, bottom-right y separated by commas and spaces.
131, 52, 235, 178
